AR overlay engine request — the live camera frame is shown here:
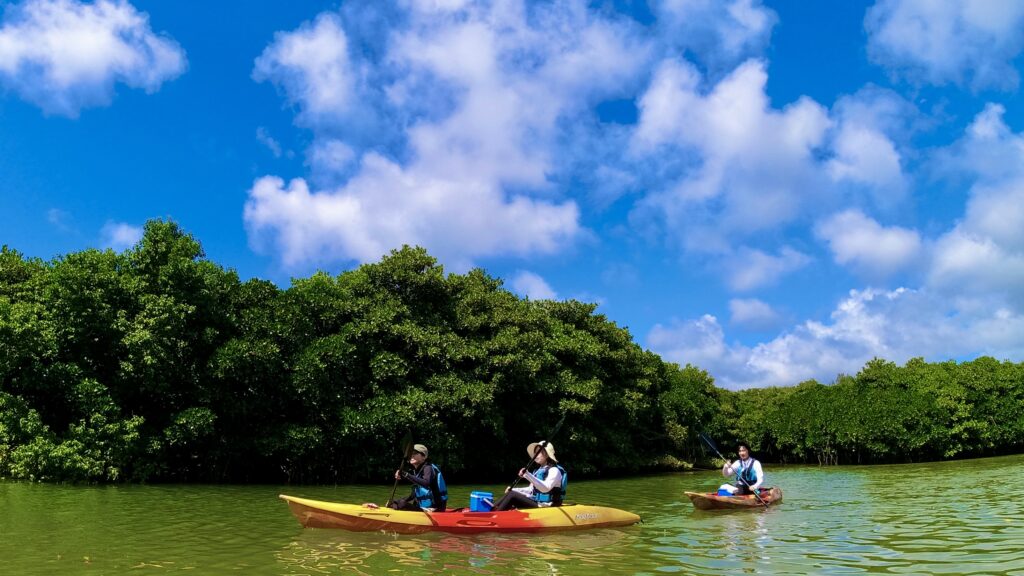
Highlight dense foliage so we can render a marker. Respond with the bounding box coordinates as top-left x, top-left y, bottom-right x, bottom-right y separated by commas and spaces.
715, 357, 1024, 465
2, 220, 1021, 483
0, 220, 714, 483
